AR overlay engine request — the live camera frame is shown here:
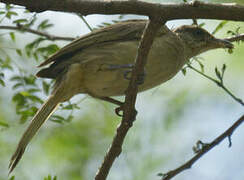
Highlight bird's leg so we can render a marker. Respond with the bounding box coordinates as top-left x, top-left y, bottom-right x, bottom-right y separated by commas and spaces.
87, 92, 124, 117
98, 96, 123, 106
98, 97, 124, 117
